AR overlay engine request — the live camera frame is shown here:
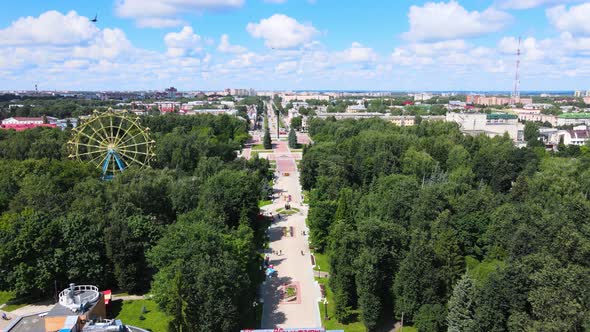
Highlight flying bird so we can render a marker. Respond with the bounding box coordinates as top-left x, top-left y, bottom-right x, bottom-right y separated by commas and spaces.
90, 14, 97, 23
